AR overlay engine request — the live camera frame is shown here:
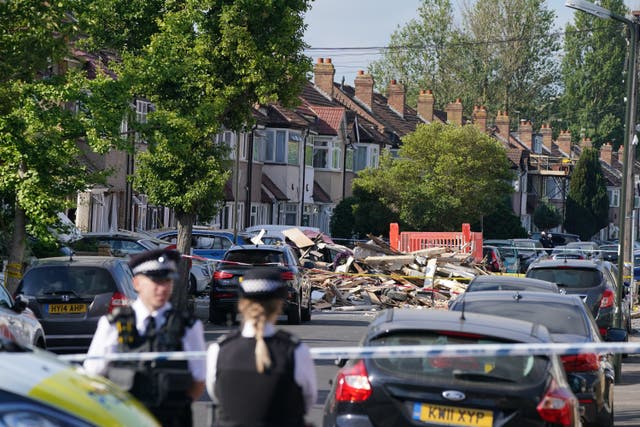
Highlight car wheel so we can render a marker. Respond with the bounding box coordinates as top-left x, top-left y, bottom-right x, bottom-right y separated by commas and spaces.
596, 391, 614, 427
288, 300, 301, 325
210, 310, 228, 324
